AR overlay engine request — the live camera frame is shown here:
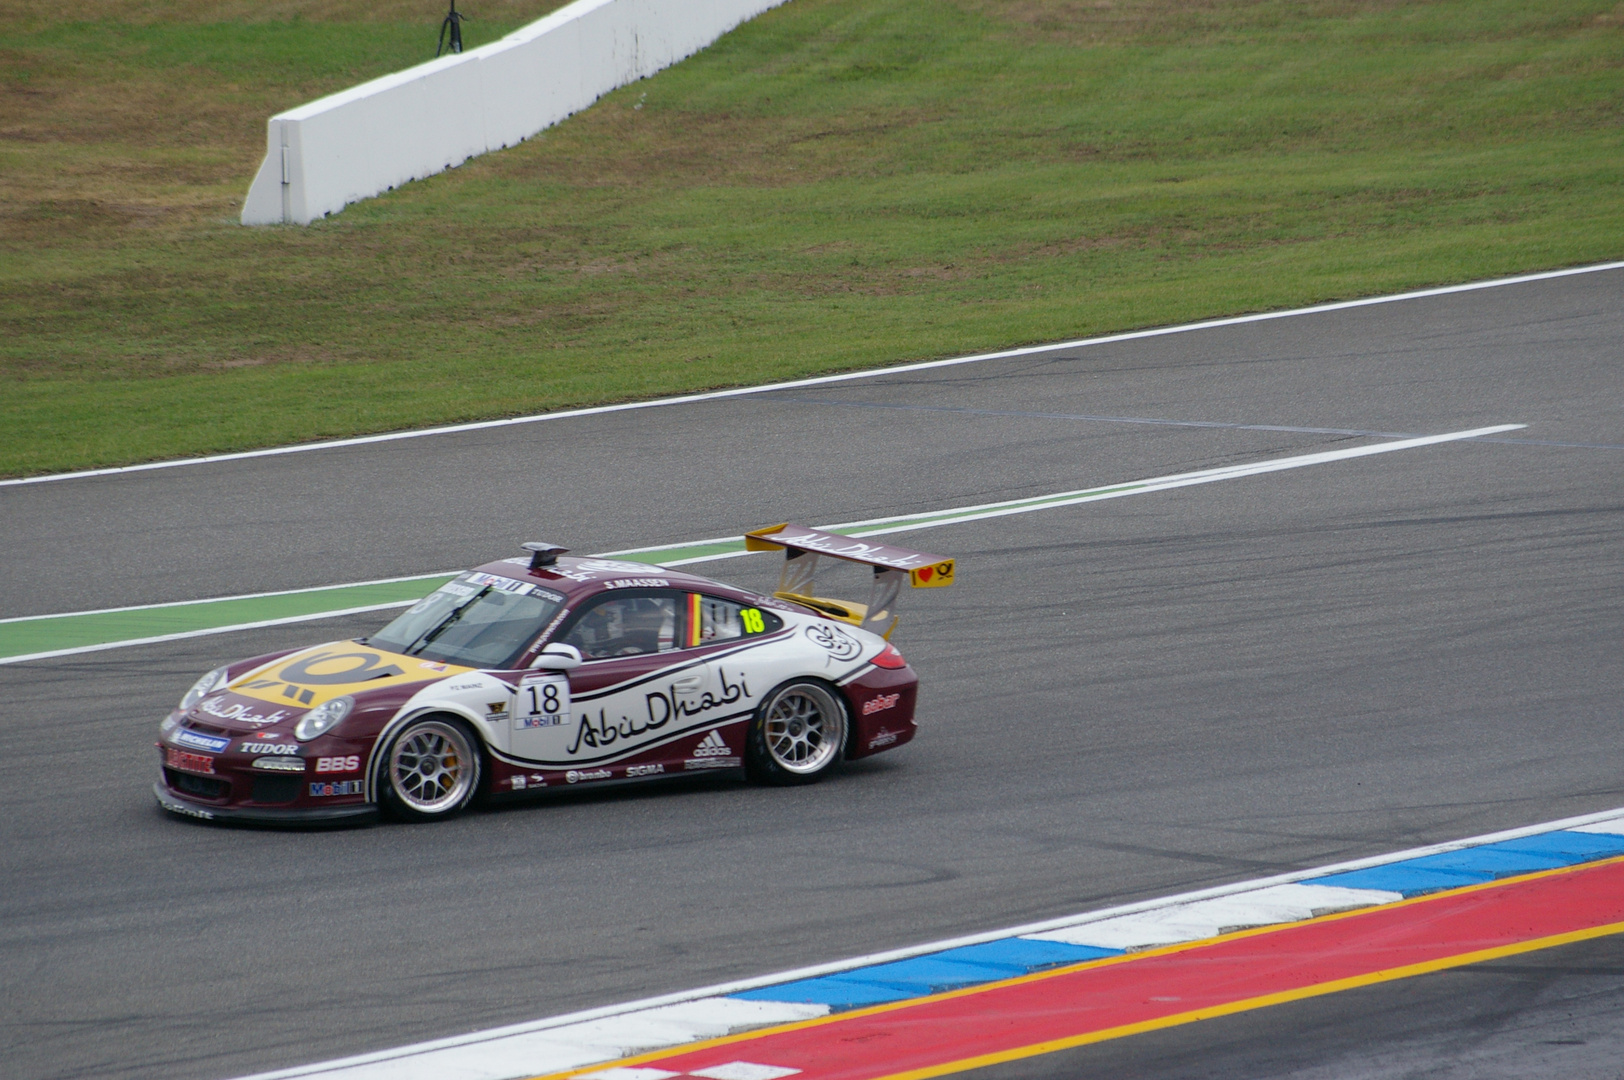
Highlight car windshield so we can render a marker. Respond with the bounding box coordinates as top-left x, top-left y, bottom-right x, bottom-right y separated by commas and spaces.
369, 573, 566, 669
